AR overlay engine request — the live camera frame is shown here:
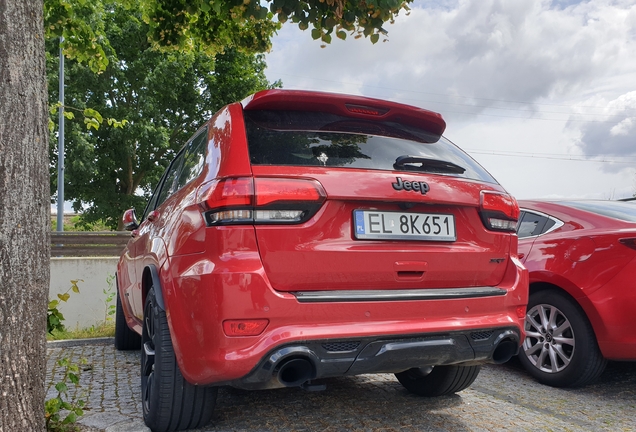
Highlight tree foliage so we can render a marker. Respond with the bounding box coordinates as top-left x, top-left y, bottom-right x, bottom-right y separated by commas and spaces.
45, 0, 414, 75
44, 0, 413, 229
47, 2, 279, 229
138, 0, 412, 50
